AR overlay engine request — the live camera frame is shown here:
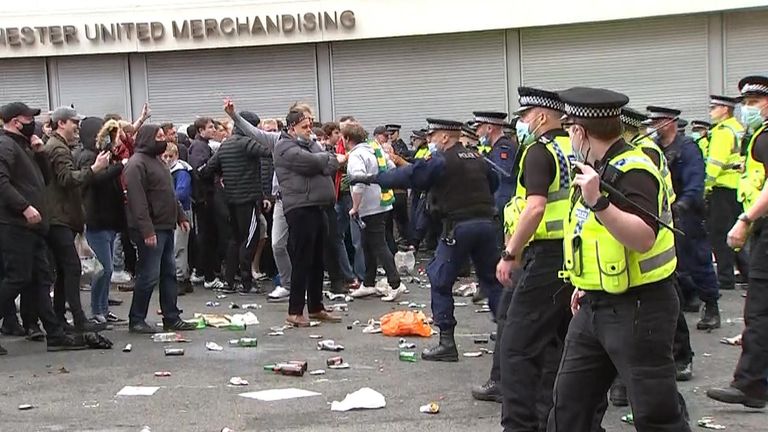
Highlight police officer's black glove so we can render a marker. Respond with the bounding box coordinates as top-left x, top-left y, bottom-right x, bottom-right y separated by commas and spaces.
349, 173, 378, 185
